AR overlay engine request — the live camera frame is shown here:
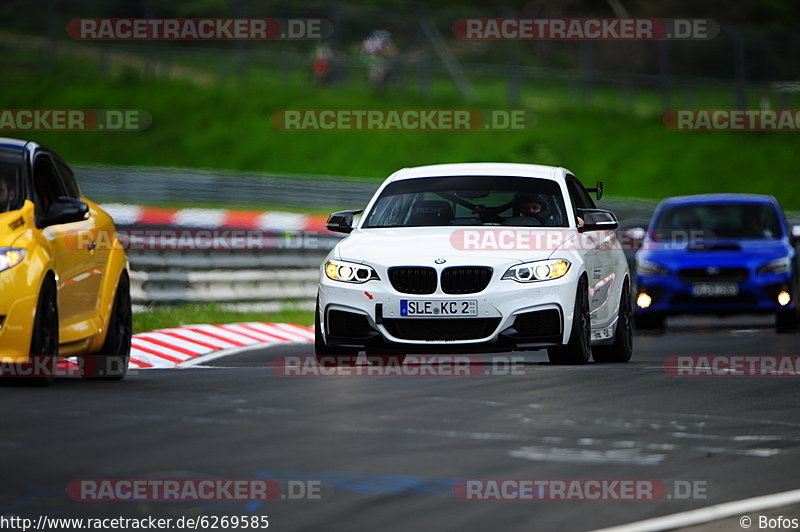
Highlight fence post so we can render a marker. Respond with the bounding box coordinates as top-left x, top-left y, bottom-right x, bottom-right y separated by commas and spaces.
658, 39, 671, 113
505, 9, 522, 107
623, 73, 635, 113
47, 0, 57, 70
415, 14, 431, 98
727, 26, 747, 109
235, 0, 248, 78
420, 19, 476, 101
582, 39, 594, 106
143, 0, 155, 78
